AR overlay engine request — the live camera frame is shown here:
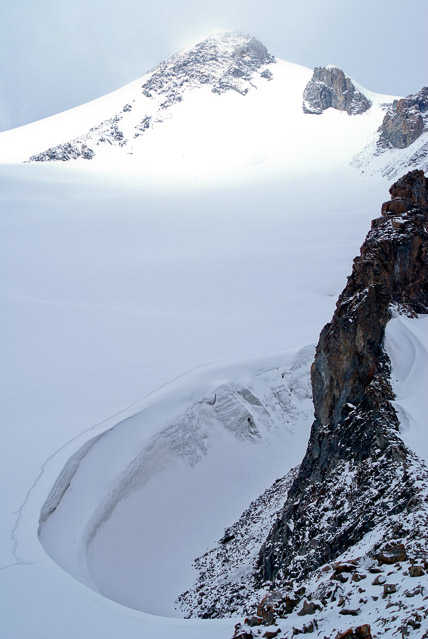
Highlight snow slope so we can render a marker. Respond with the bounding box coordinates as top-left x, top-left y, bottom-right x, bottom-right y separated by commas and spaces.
0, 31, 401, 182
0, 161, 391, 638
386, 312, 428, 464
40, 345, 314, 616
